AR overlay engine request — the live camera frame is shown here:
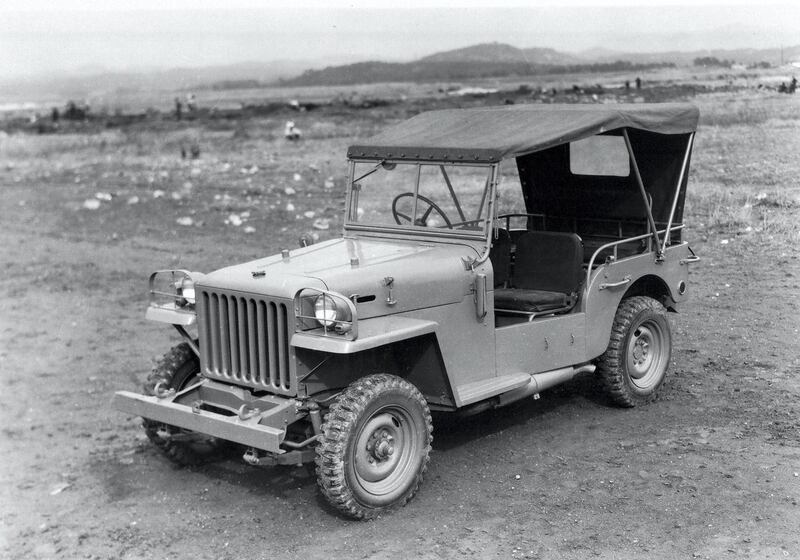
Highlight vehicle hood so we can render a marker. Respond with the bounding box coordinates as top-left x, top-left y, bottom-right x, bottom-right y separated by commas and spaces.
198, 237, 480, 318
